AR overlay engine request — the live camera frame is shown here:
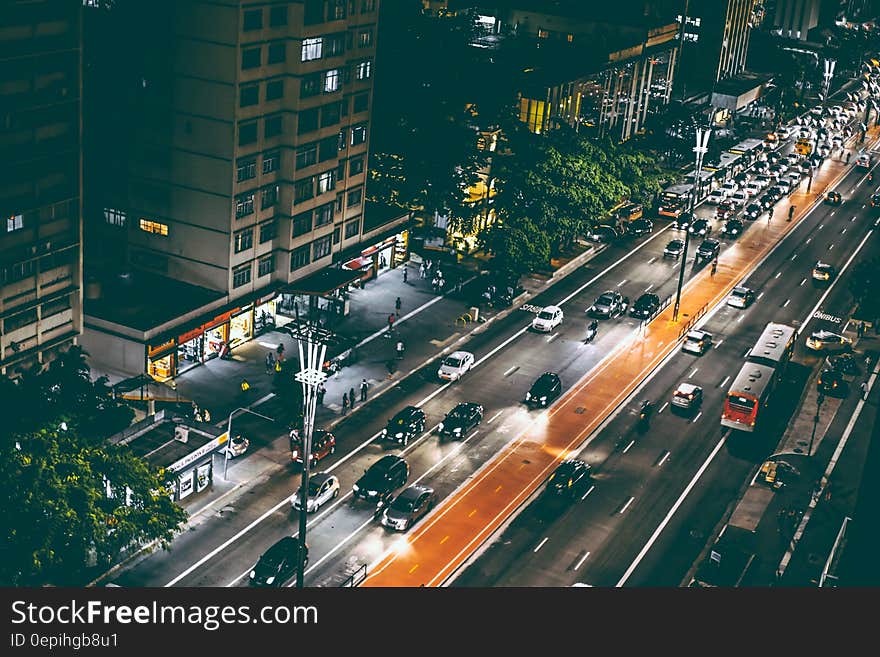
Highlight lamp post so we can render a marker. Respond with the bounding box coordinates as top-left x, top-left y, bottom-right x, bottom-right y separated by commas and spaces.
807, 392, 825, 457
223, 407, 275, 480
285, 317, 335, 589
672, 124, 710, 322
